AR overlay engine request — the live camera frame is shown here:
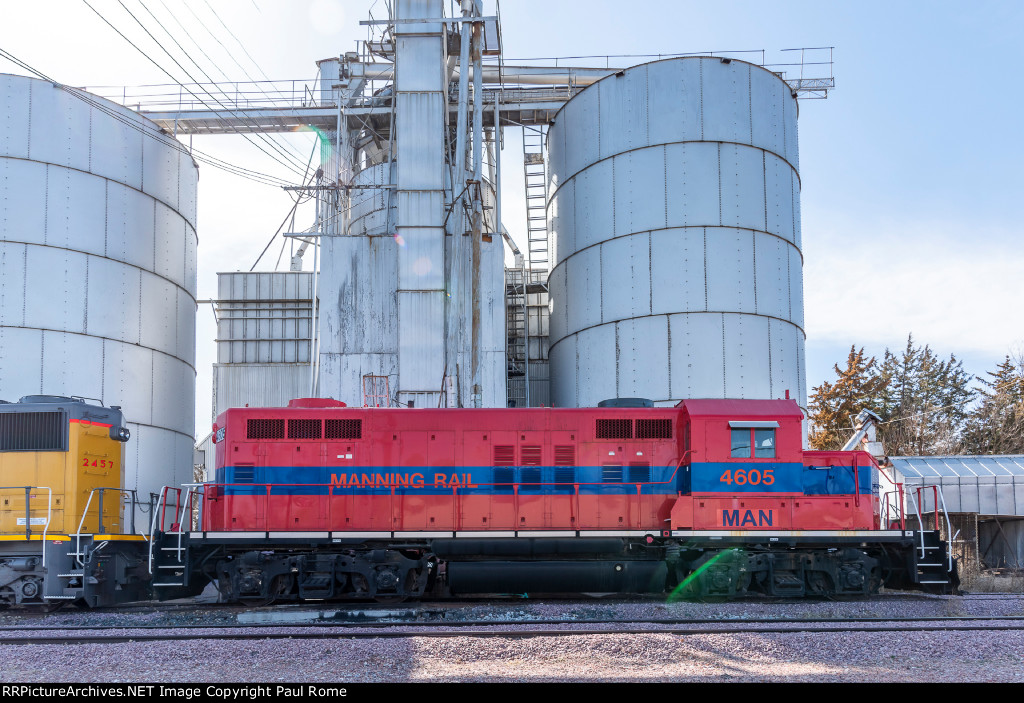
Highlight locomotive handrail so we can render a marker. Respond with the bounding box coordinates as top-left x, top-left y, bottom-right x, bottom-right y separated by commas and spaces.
0, 486, 52, 545
0, 486, 53, 566
196, 462, 693, 533
909, 484, 955, 572
74, 488, 148, 568
147, 486, 171, 575
197, 452, 701, 533
935, 483, 954, 573
176, 485, 205, 559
